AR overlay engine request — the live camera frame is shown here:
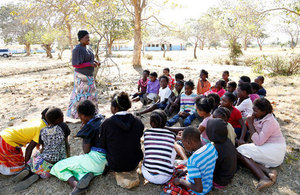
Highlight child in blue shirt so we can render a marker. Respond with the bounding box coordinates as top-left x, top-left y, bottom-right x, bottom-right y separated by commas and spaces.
164, 127, 217, 195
